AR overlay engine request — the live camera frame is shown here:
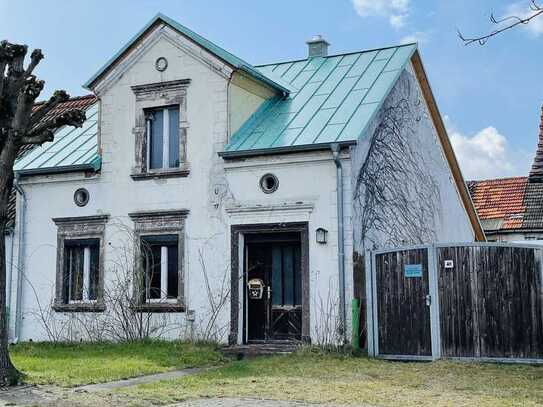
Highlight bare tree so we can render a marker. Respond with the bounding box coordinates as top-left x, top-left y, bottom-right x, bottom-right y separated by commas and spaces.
0, 41, 85, 384
459, 1, 543, 45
